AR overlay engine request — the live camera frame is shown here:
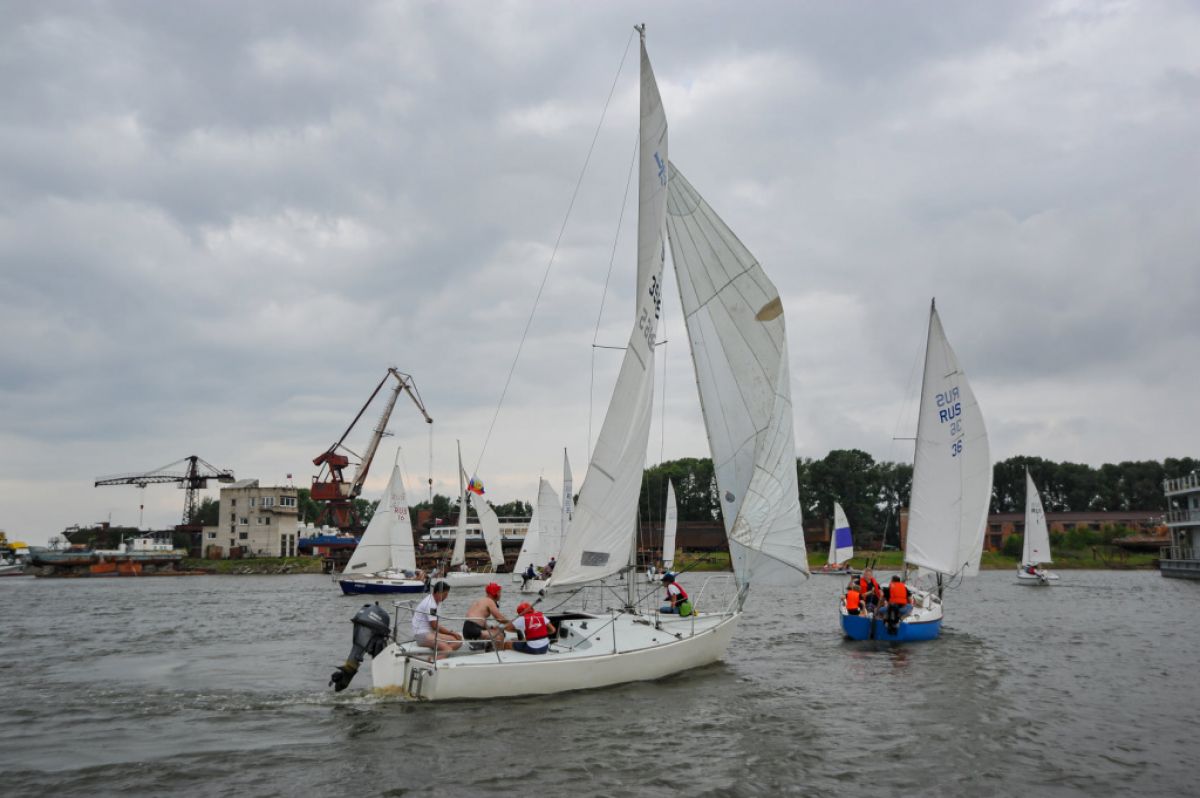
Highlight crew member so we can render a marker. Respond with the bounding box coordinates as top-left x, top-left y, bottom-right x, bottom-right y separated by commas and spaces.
844, 581, 862, 616
660, 573, 692, 616
412, 581, 462, 658
522, 563, 537, 590
858, 568, 883, 611
884, 575, 913, 632
462, 582, 509, 648
504, 602, 556, 655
